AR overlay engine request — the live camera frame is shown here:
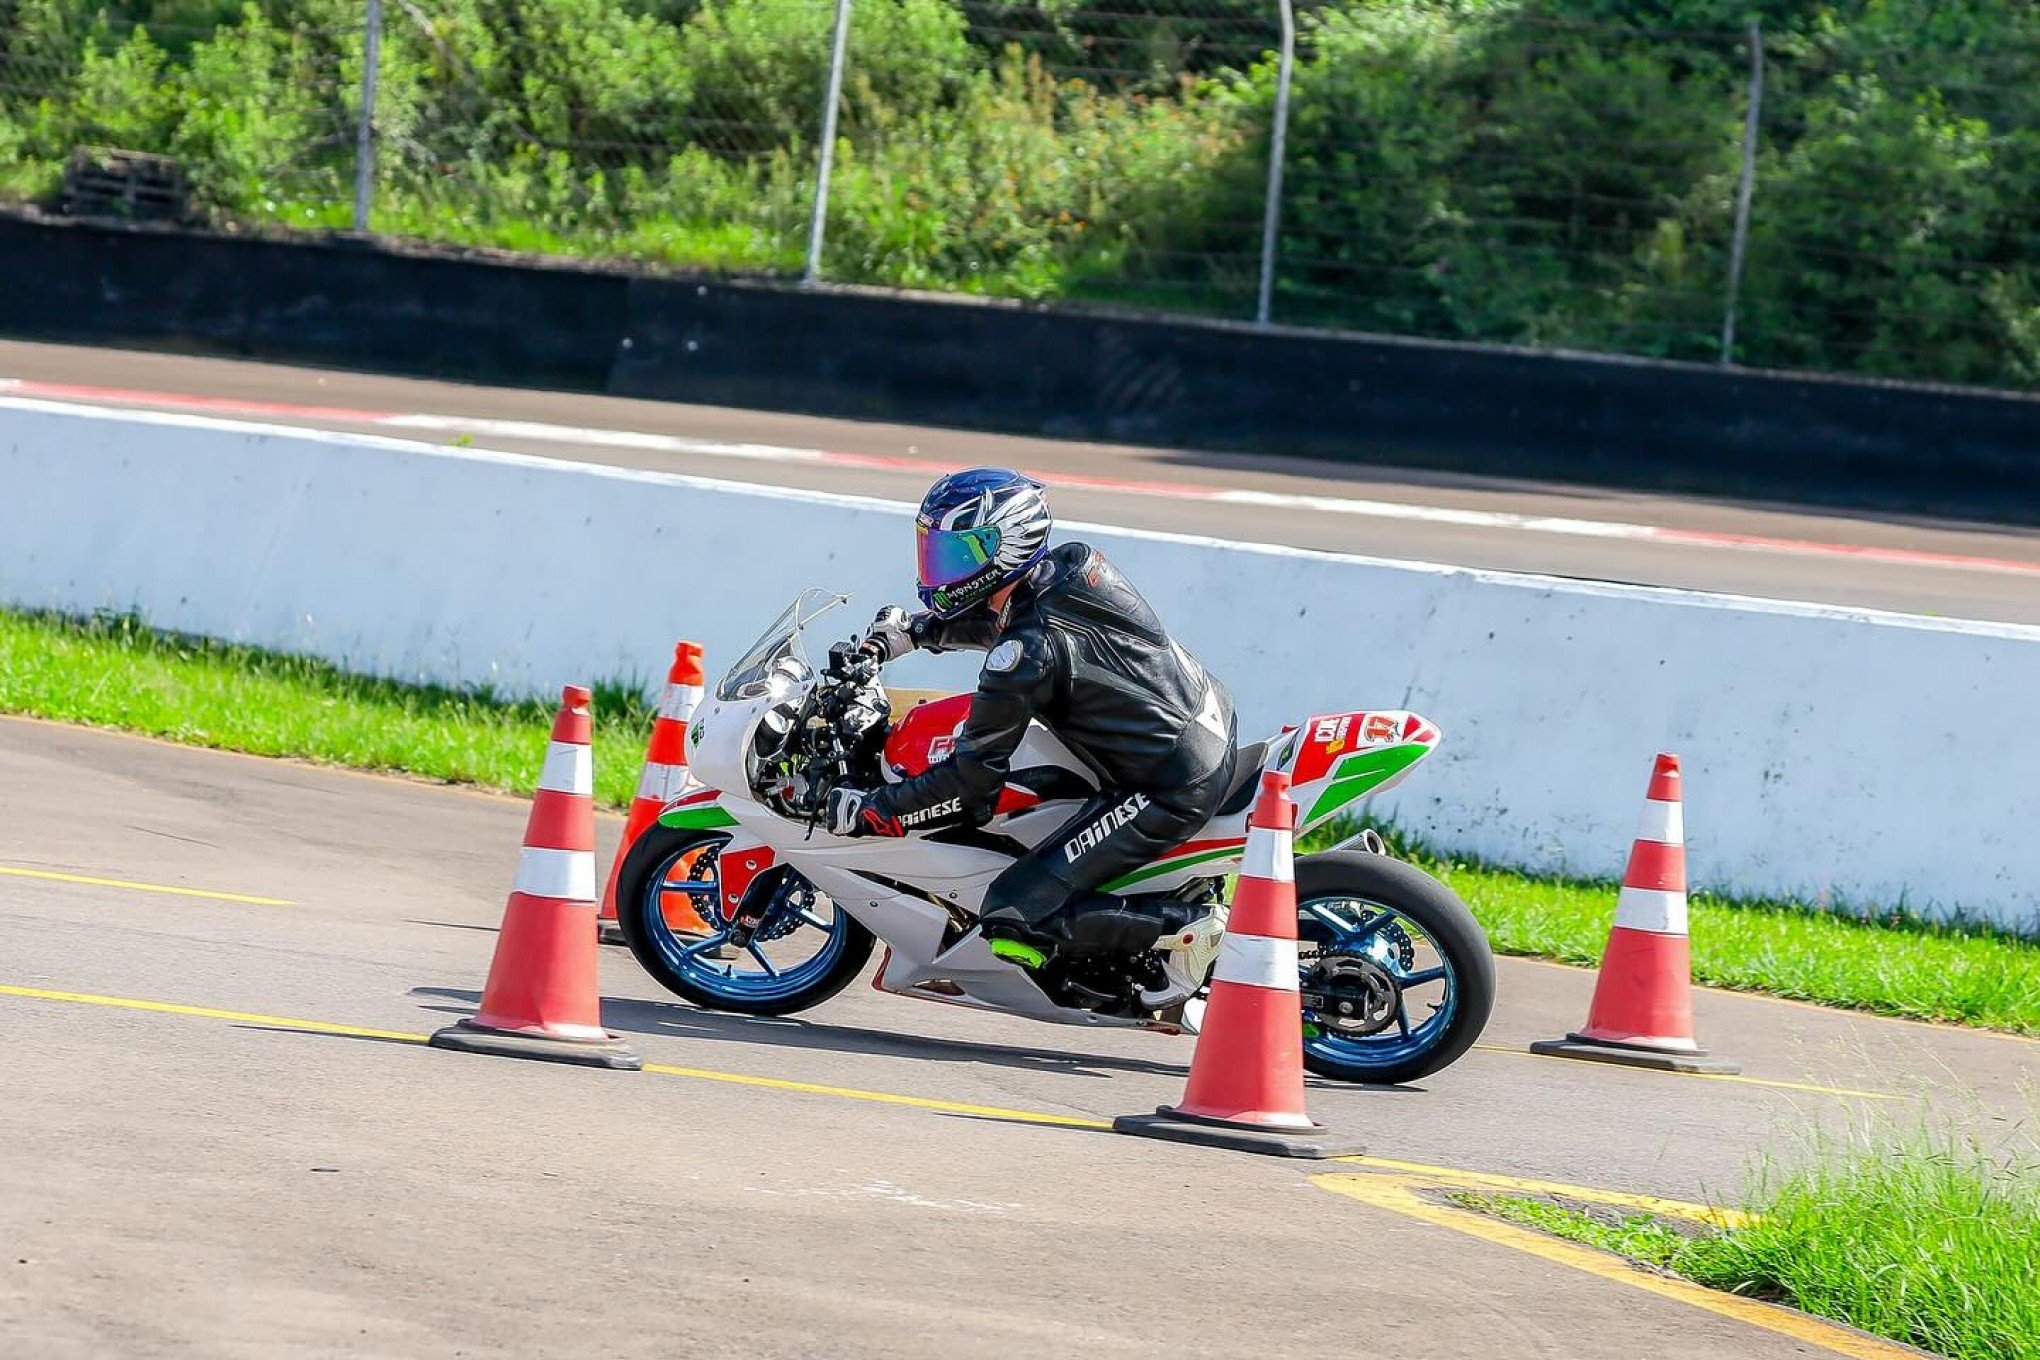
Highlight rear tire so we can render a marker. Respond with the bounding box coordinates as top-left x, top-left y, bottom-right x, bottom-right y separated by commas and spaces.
616, 825, 875, 1017
1294, 852, 1495, 1085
